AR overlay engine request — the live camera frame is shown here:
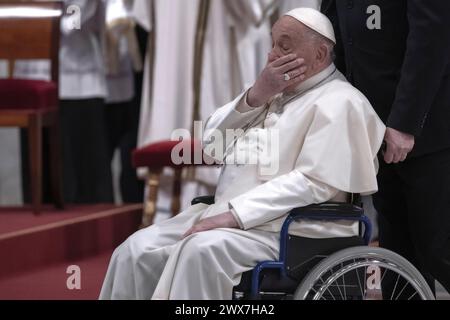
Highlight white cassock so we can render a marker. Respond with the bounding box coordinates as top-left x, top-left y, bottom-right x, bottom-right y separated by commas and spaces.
100, 63, 386, 300
136, 0, 276, 218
